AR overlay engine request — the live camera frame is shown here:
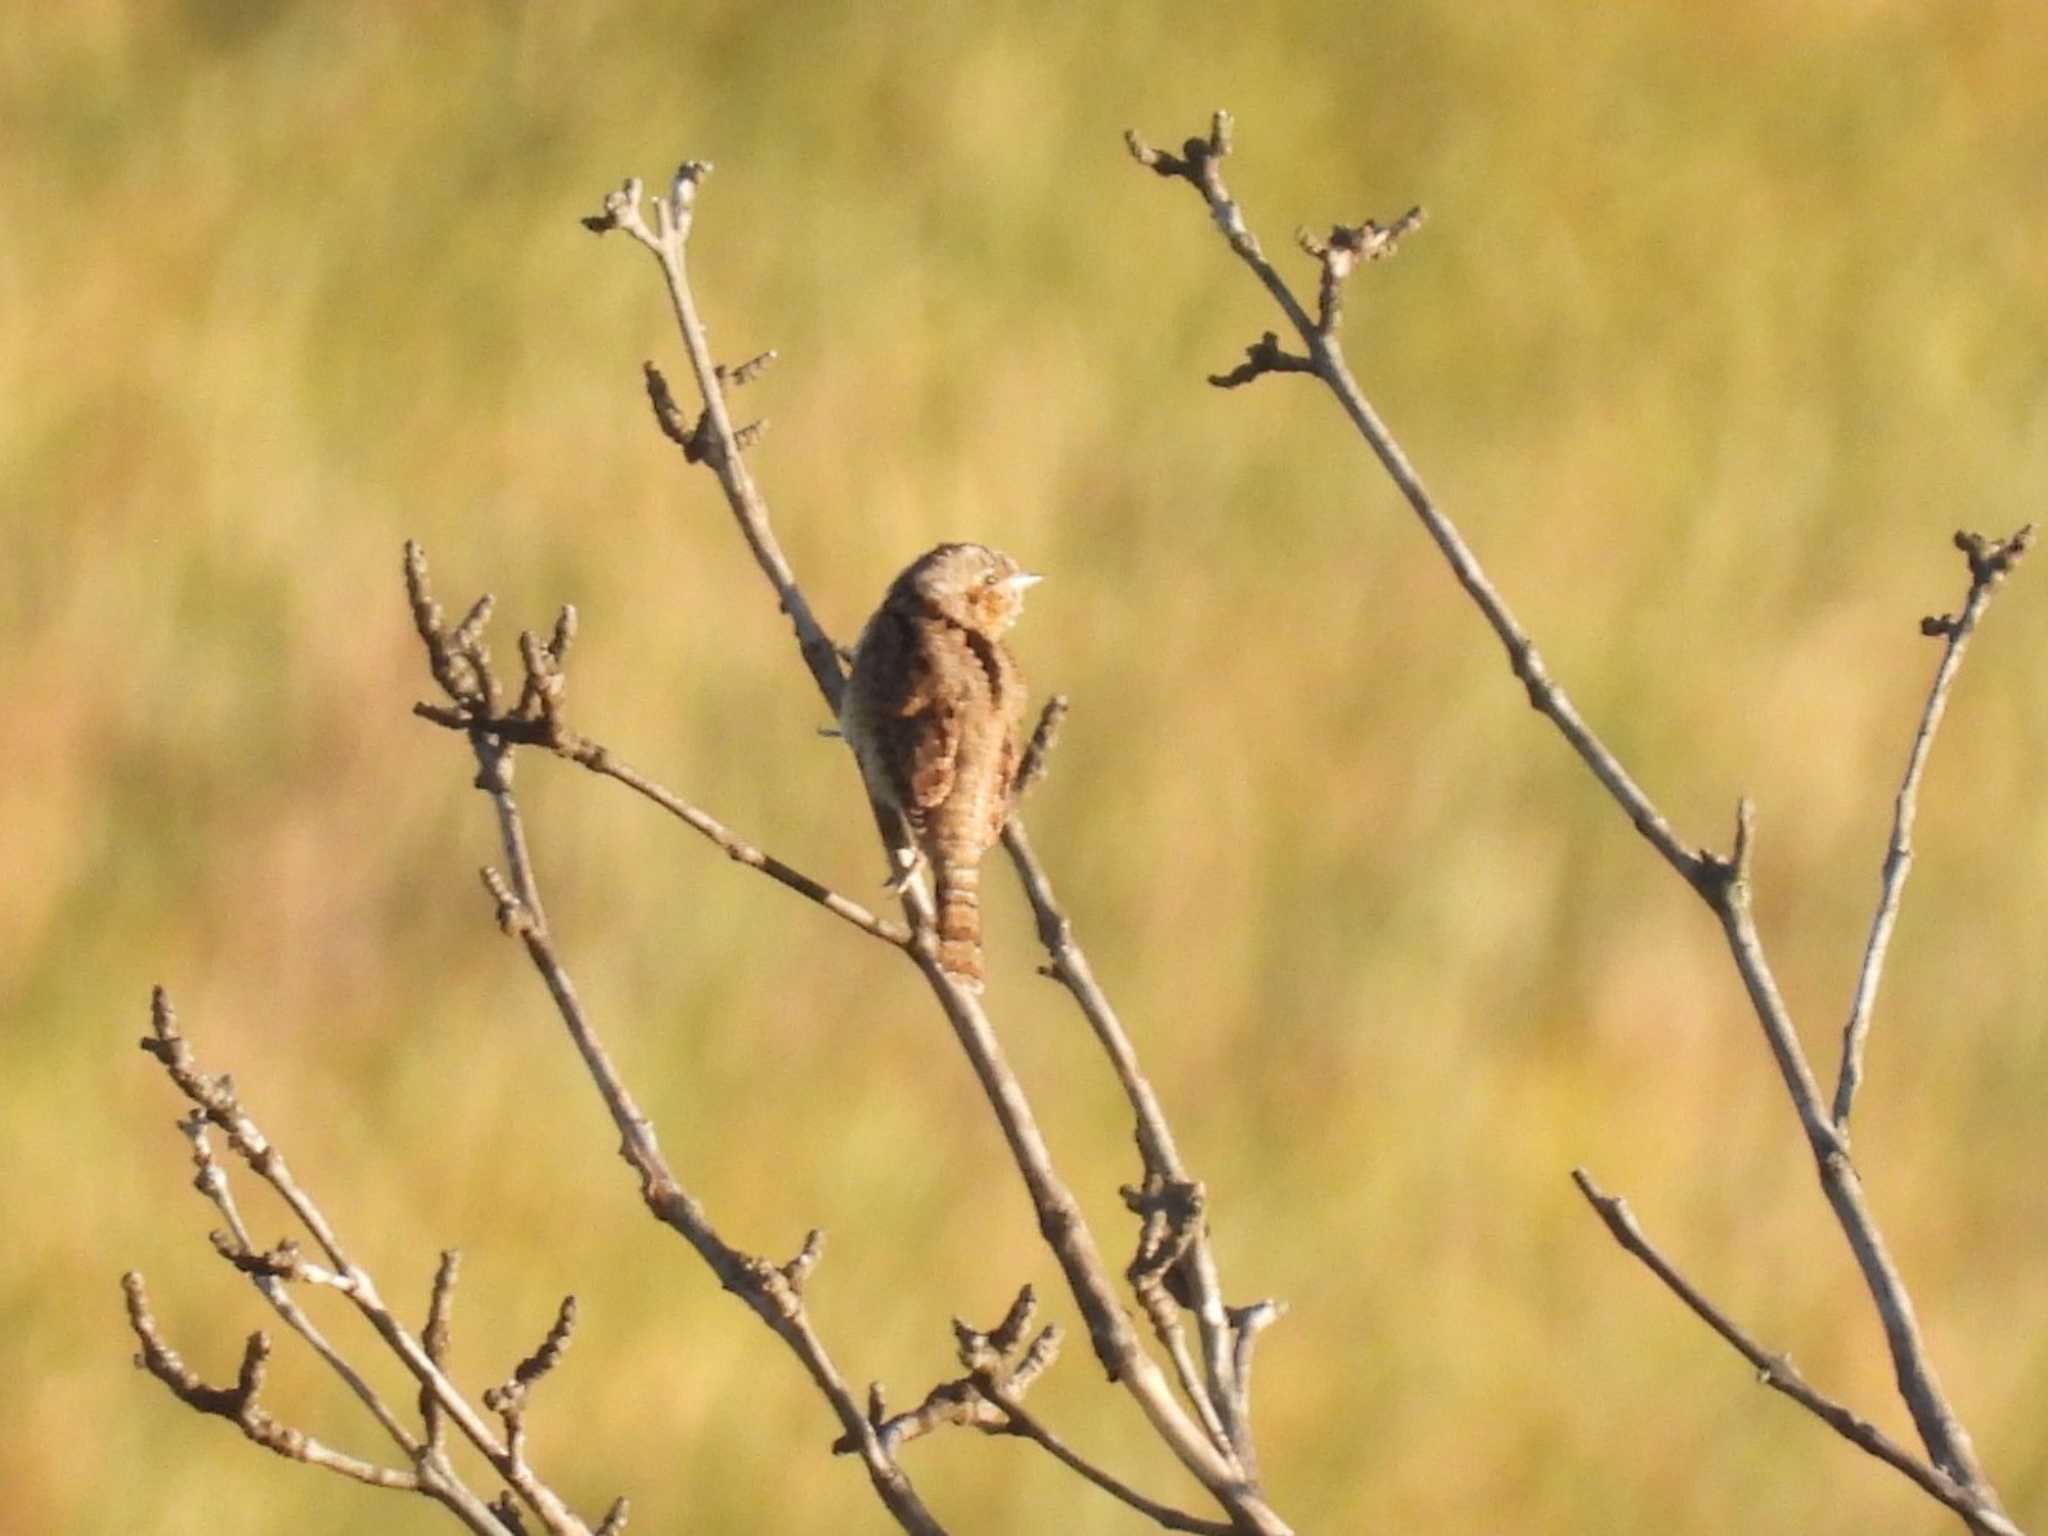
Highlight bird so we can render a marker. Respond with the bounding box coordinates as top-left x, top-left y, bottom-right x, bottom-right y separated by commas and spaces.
838, 543, 1042, 991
